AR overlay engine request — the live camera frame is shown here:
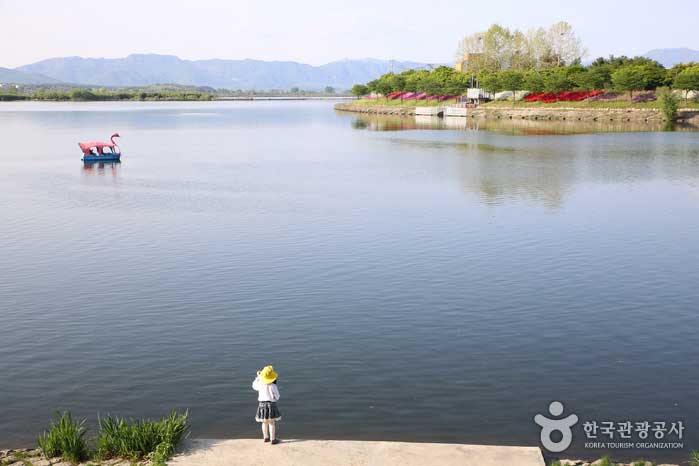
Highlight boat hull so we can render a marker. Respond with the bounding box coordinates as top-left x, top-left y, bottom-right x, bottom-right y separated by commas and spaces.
82, 154, 121, 162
